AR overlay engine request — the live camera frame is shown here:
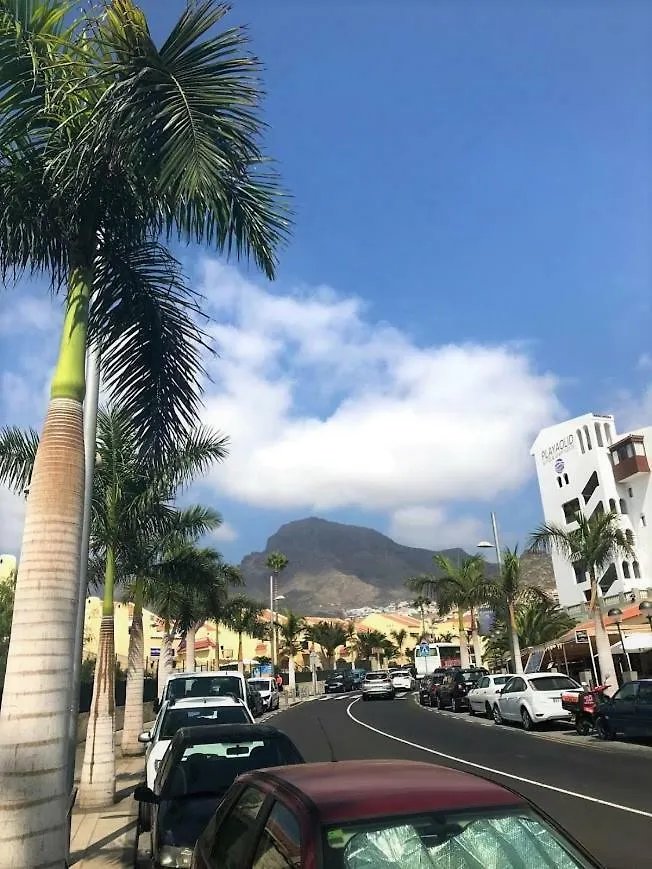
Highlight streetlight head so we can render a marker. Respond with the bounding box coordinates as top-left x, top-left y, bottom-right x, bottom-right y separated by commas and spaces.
274, 594, 286, 601
639, 600, 652, 612
607, 607, 622, 619
476, 541, 495, 549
